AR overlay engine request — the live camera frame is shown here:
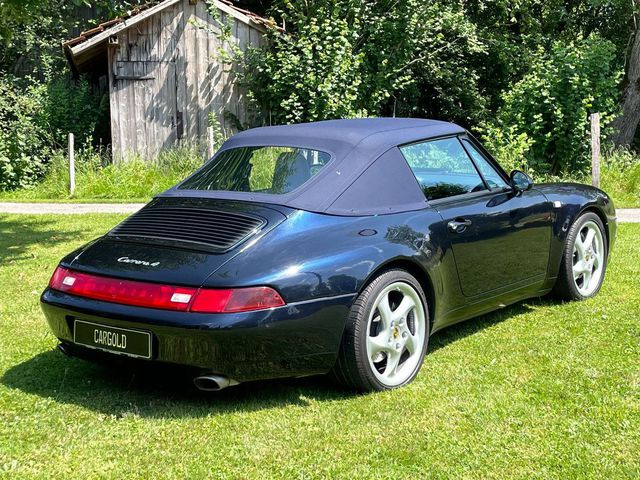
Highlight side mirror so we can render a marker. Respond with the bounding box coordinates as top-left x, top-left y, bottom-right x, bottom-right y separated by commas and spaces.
510, 170, 533, 193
